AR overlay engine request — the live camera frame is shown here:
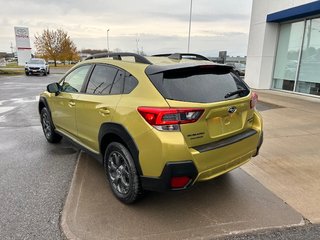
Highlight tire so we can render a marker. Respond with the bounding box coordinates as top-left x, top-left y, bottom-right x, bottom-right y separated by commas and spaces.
47, 68, 50, 75
25, 72, 29, 76
40, 107, 62, 143
43, 71, 47, 76
104, 142, 142, 204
